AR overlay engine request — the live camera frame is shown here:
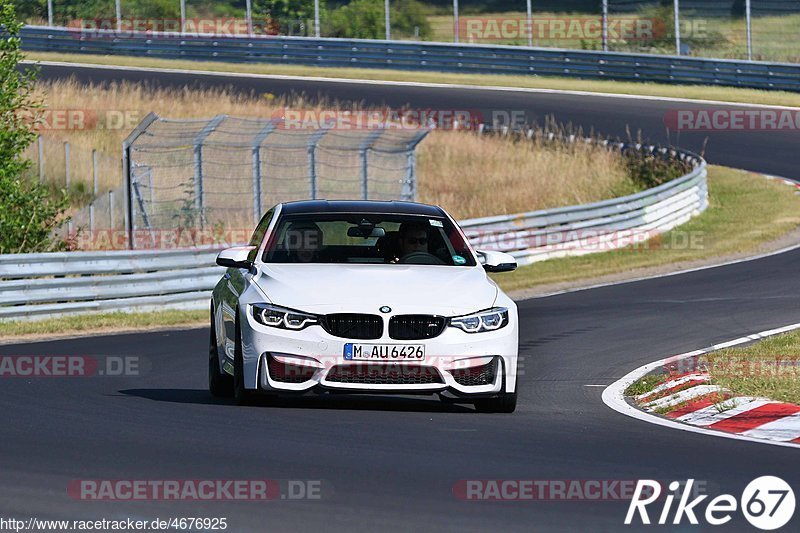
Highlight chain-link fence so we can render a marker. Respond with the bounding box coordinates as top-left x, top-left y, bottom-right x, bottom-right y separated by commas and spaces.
121, 113, 428, 249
